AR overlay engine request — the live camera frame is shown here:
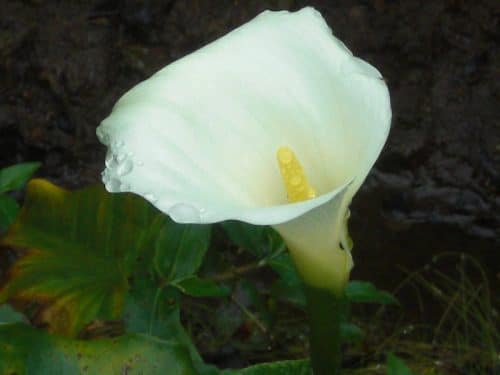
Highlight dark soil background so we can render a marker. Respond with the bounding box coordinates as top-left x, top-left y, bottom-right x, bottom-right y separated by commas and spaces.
1, 0, 499, 317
